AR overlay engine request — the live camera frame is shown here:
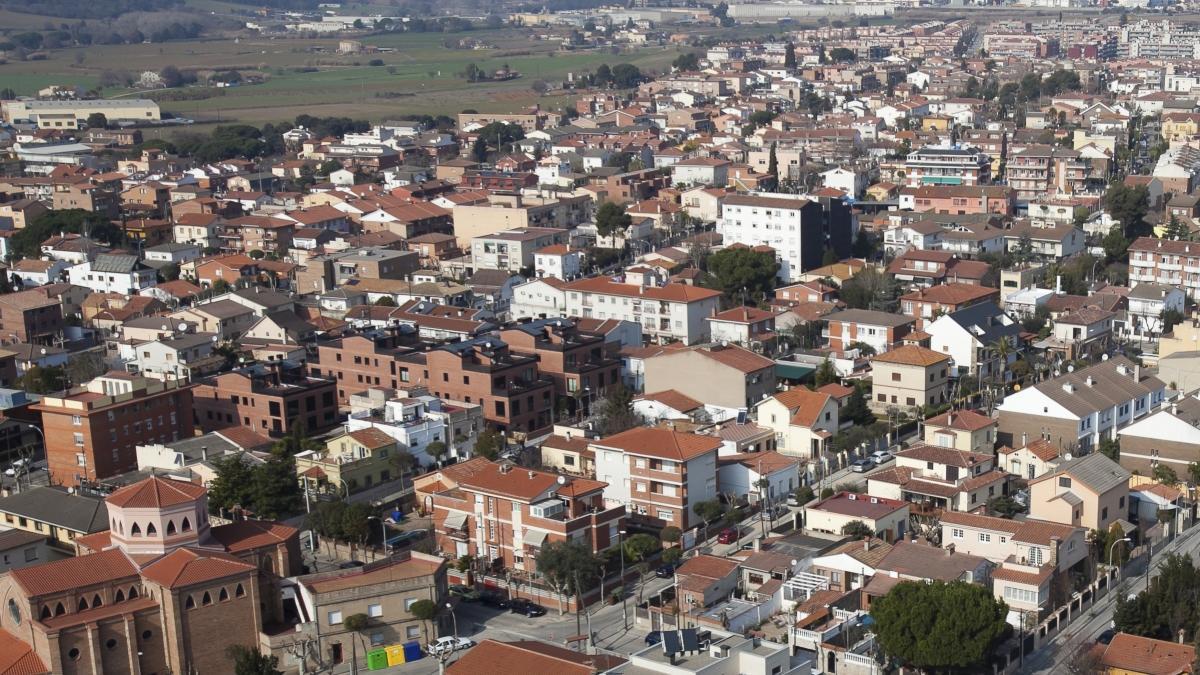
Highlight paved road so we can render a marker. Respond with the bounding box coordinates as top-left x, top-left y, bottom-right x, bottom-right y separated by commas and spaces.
1021, 525, 1200, 674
